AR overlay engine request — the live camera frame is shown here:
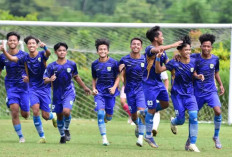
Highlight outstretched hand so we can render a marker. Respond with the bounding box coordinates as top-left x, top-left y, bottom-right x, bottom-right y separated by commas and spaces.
0, 41, 5, 51
38, 39, 46, 48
